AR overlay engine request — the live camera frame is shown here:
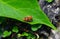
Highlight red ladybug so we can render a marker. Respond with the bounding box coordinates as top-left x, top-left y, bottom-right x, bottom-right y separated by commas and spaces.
23, 16, 33, 22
